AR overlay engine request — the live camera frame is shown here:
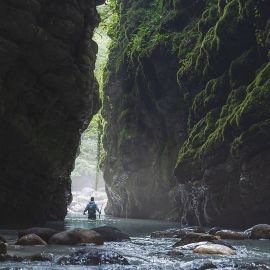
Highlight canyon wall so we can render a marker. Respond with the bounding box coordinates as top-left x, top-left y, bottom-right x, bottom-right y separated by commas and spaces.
103, 0, 270, 227
0, 0, 102, 226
